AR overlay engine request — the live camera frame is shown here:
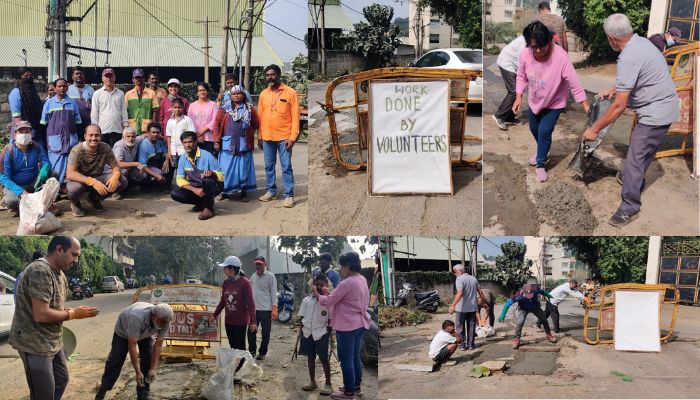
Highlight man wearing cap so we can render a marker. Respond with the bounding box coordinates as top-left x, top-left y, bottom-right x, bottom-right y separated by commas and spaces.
65, 124, 127, 216
94, 302, 174, 400
248, 256, 278, 360
536, 279, 587, 334
583, 14, 679, 227
159, 78, 190, 129
91, 68, 129, 148
649, 27, 682, 53
0, 120, 54, 216
257, 64, 300, 208
125, 68, 160, 135
10, 236, 100, 400
67, 66, 95, 142
213, 256, 257, 352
